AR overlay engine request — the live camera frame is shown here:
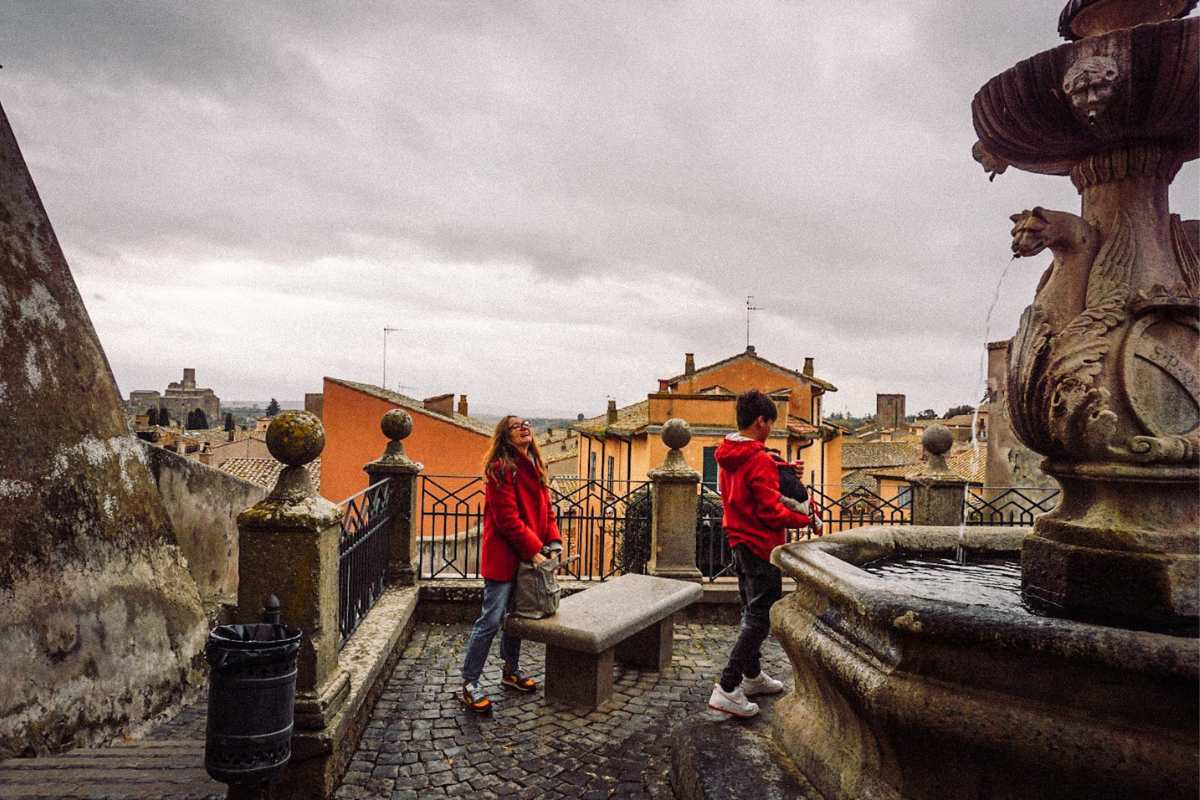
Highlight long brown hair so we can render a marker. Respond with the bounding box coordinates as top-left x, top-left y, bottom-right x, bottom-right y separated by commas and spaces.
483, 415, 550, 487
